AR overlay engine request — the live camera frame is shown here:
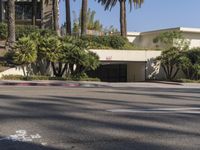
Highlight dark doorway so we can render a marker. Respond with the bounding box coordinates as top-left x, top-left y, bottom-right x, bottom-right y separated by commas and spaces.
87, 64, 127, 82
